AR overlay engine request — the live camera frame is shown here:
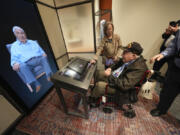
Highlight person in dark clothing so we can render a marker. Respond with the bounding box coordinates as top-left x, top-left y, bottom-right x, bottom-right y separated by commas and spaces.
176, 20, 180, 27
153, 21, 177, 71
150, 22, 180, 117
